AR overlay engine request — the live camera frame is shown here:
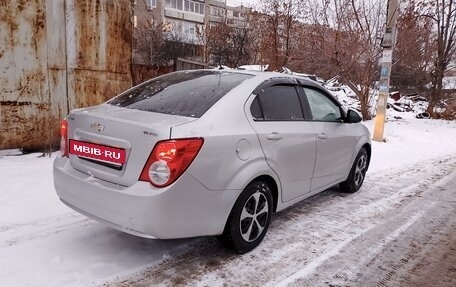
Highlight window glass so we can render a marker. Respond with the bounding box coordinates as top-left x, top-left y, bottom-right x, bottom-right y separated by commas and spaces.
250, 97, 262, 119
108, 71, 252, 118
166, 0, 182, 9
258, 86, 303, 120
184, 1, 203, 13
304, 88, 341, 121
